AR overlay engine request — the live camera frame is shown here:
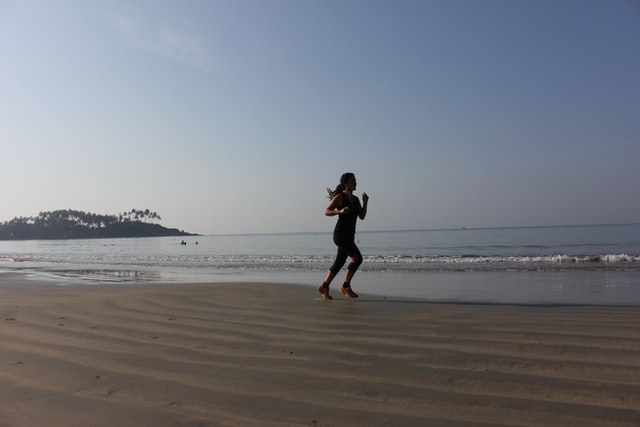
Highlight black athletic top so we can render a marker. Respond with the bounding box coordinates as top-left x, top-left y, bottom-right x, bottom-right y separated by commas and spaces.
333, 192, 361, 242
